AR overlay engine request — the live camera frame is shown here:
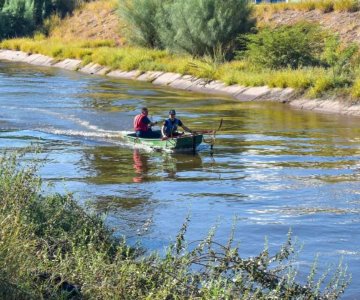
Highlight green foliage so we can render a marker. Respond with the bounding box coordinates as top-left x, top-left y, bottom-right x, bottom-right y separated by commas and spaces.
0, 0, 35, 39
0, 0, 92, 40
119, 0, 255, 59
239, 22, 326, 69
307, 76, 334, 98
322, 35, 359, 86
0, 152, 351, 299
118, 0, 164, 48
158, 0, 255, 58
